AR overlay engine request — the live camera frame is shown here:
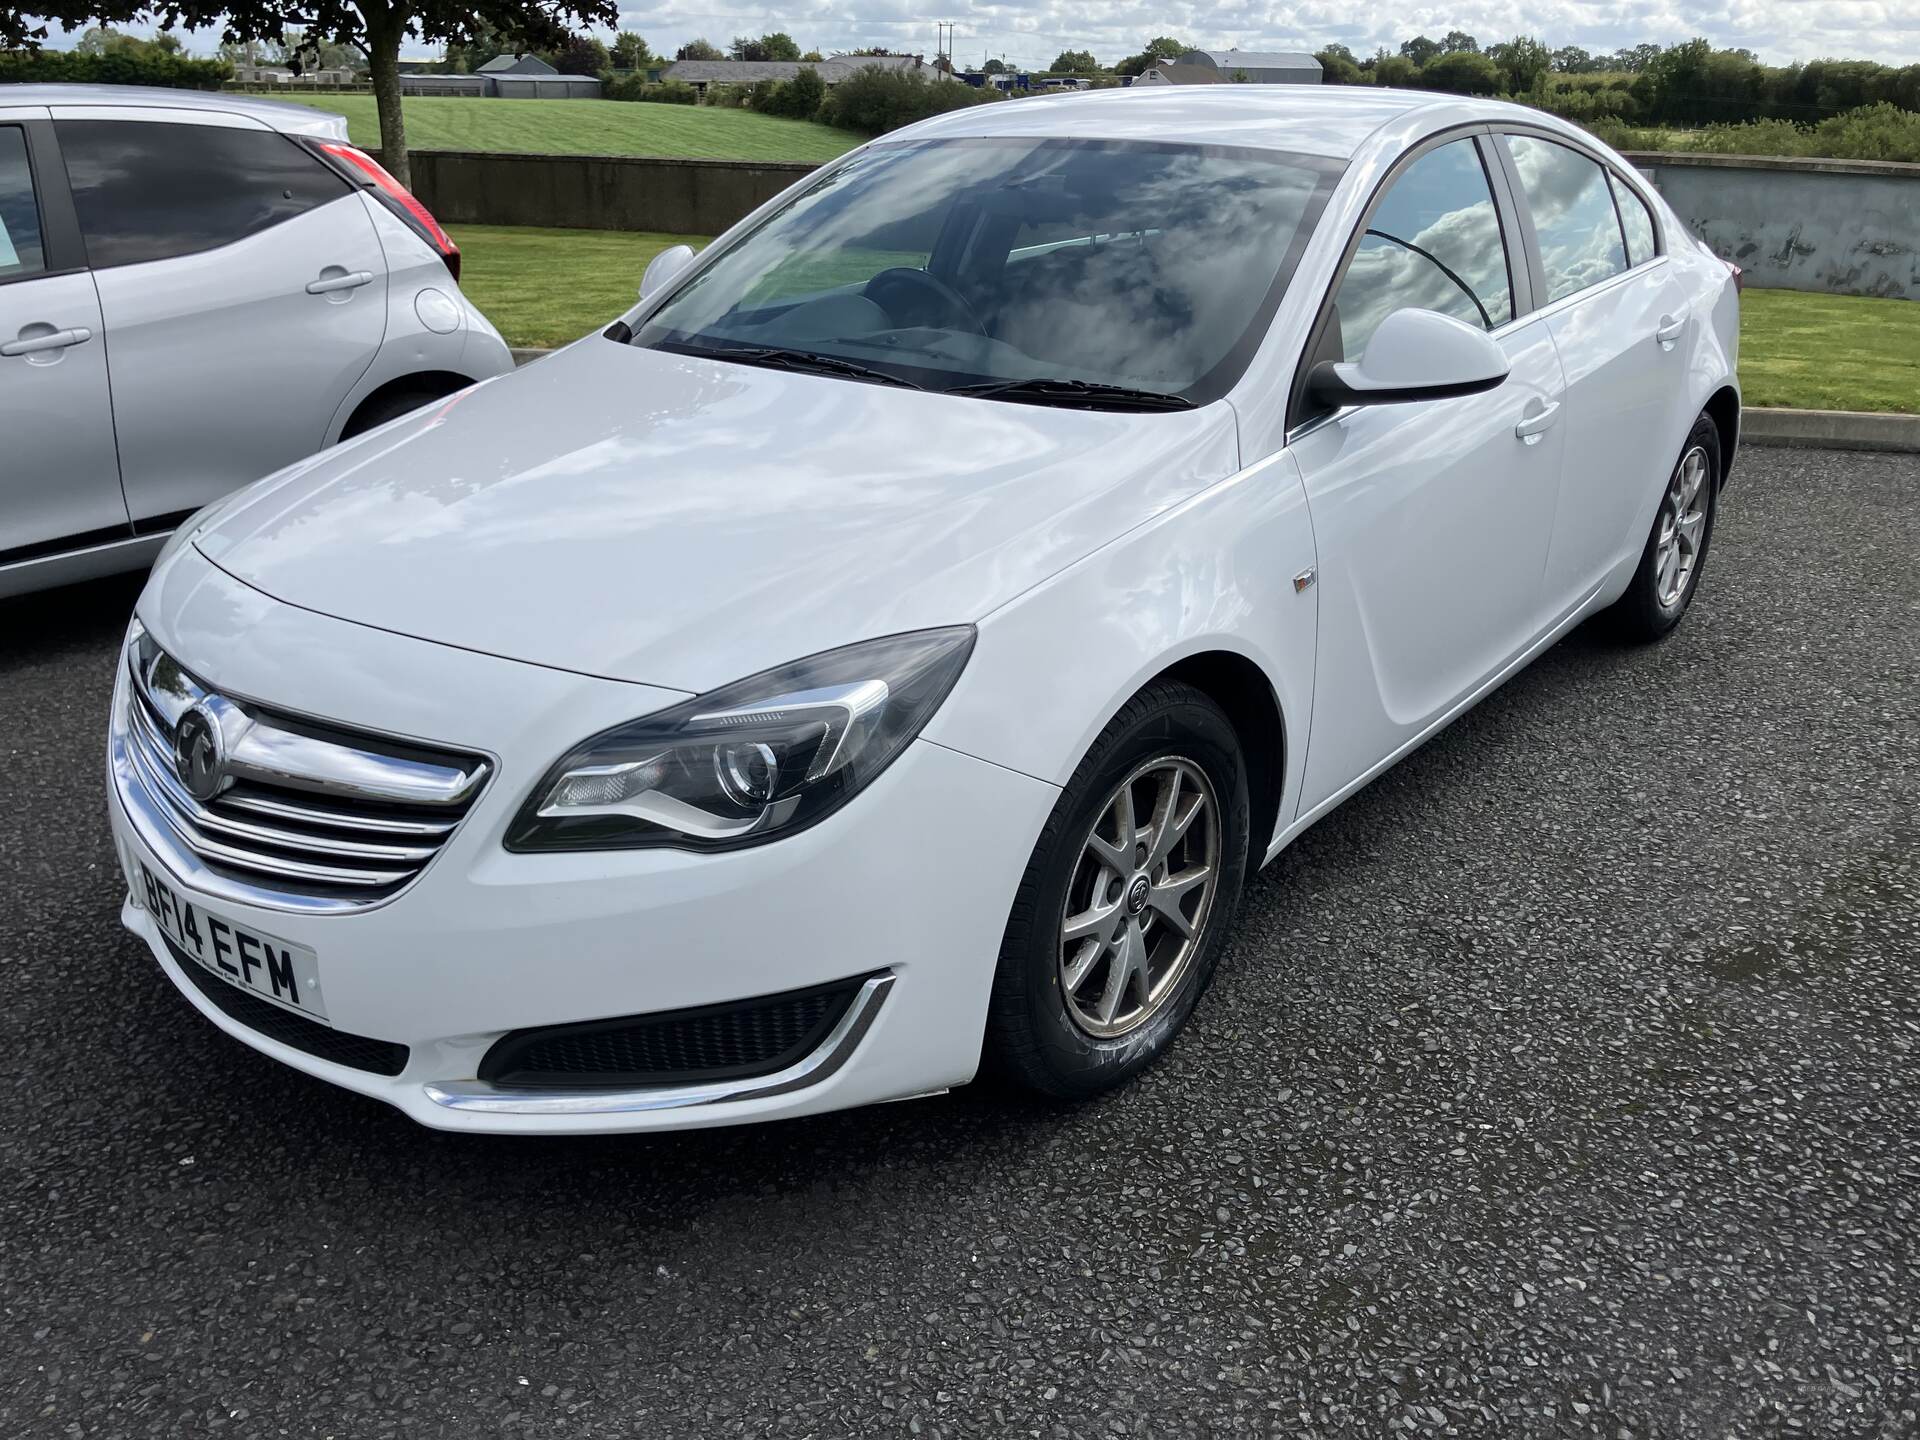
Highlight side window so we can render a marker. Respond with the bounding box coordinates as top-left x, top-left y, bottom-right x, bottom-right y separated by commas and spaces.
1329, 138, 1512, 365
1506, 135, 1629, 303
1609, 171, 1658, 267
0, 126, 46, 280
57, 120, 351, 270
